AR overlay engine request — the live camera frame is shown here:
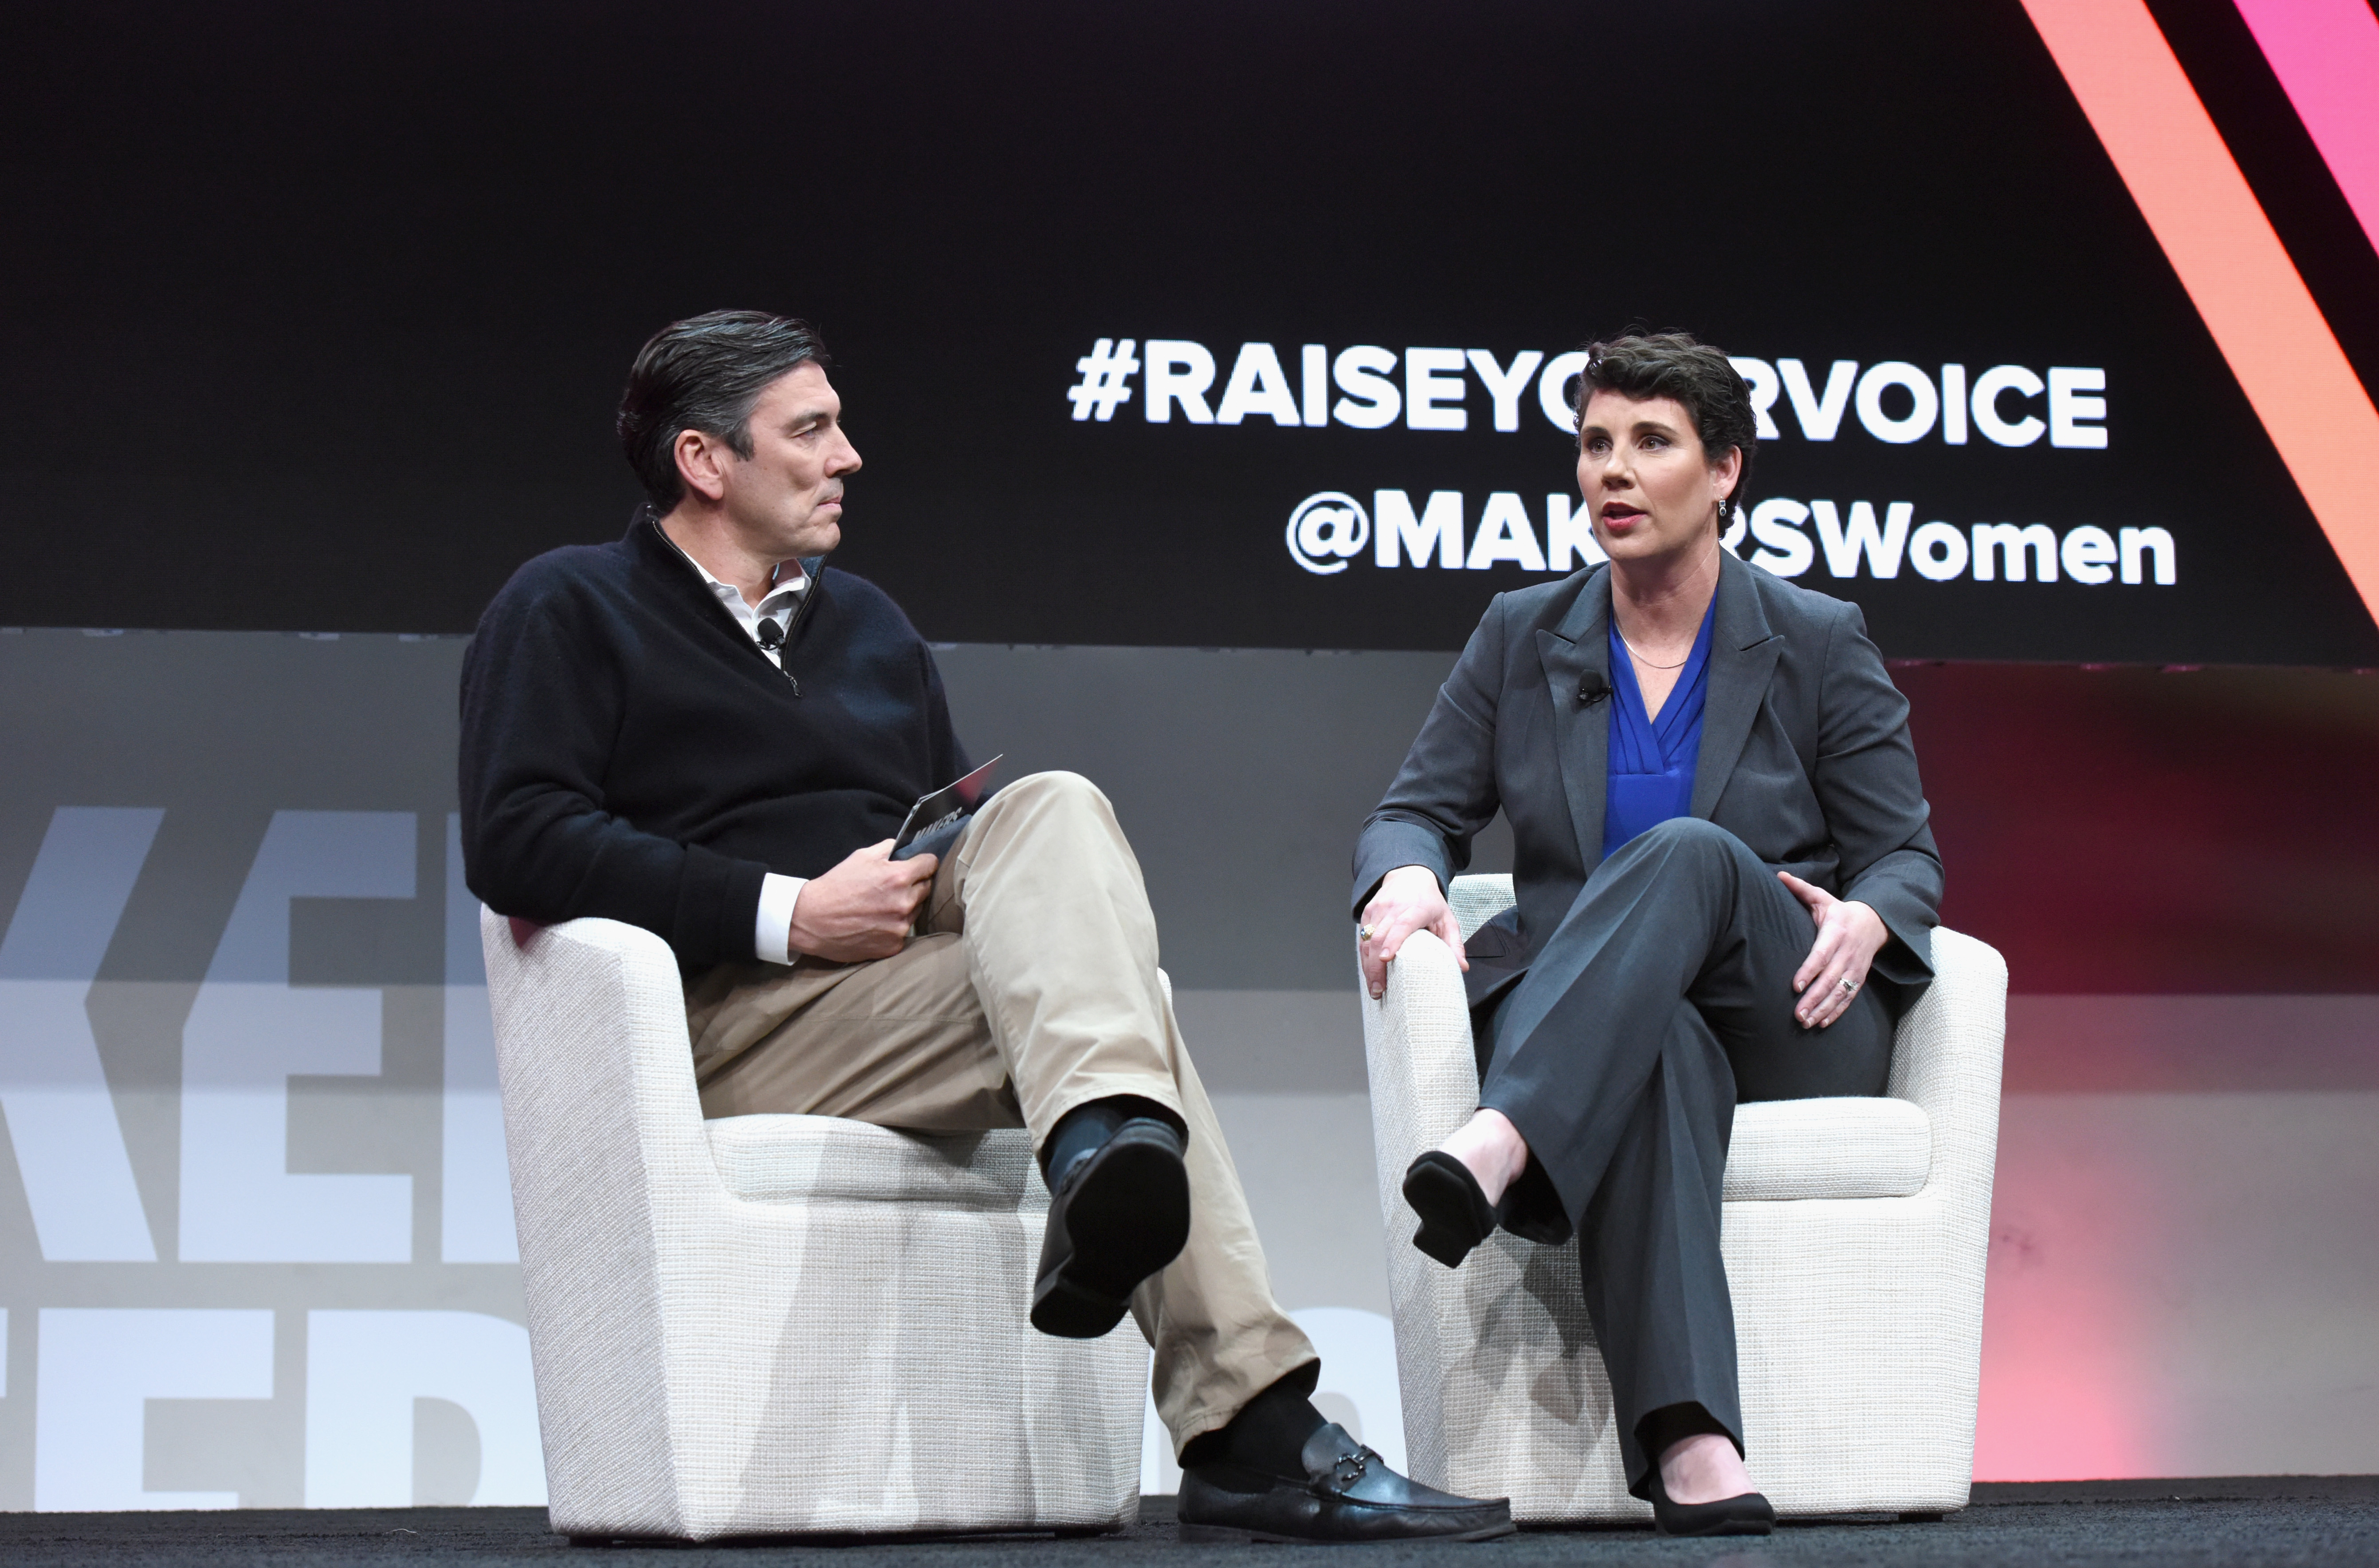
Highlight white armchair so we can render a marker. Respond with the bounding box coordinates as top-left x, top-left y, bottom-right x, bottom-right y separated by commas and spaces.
1362, 875, 2005, 1522
479, 910, 1146, 1541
